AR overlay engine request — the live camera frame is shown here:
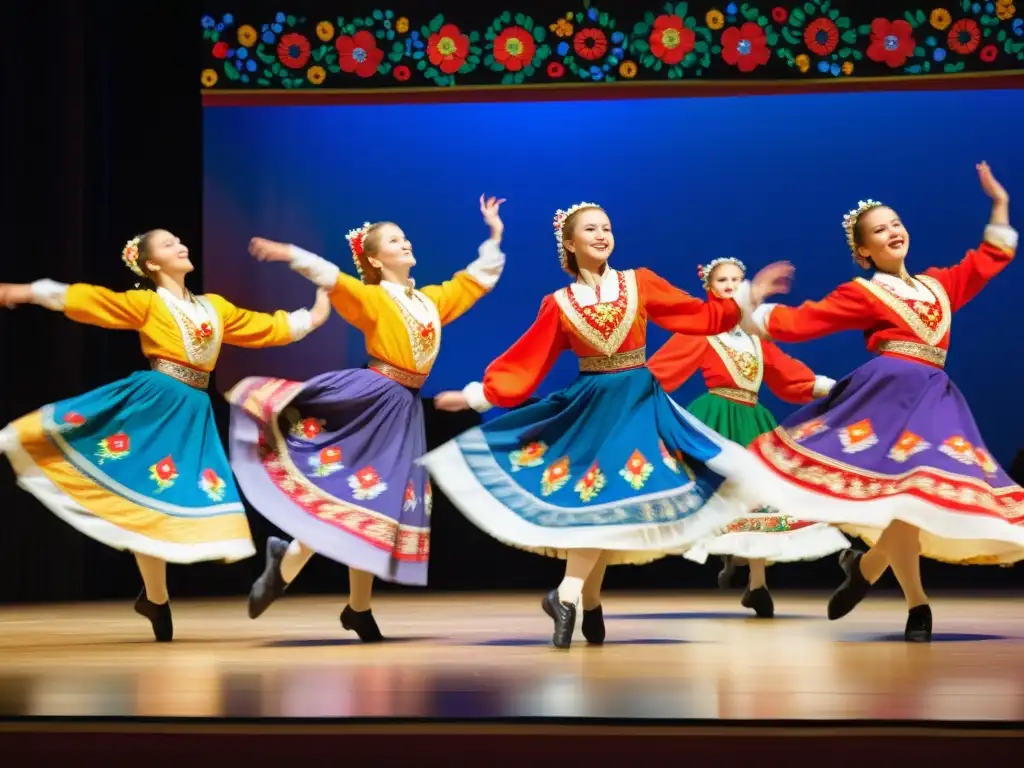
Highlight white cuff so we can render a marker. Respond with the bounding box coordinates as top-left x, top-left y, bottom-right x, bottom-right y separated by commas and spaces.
464, 239, 505, 291
732, 280, 755, 319
744, 303, 775, 339
812, 375, 836, 398
288, 245, 341, 289
287, 308, 314, 341
462, 381, 494, 413
984, 224, 1018, 251
30, 279, 68, 311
